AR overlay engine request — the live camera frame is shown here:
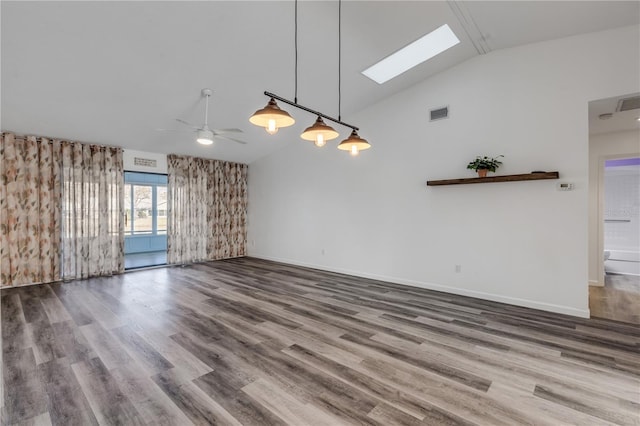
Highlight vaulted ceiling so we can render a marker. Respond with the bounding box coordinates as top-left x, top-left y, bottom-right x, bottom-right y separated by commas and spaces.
2, 1, 638, 163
